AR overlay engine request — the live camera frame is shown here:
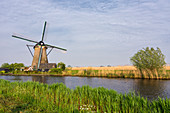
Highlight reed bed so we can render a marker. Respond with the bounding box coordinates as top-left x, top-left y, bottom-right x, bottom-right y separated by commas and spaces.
72, 66, 137, 70
64, 66, 170, 79
2, 66, 169, 79
0, 79, 169, 113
